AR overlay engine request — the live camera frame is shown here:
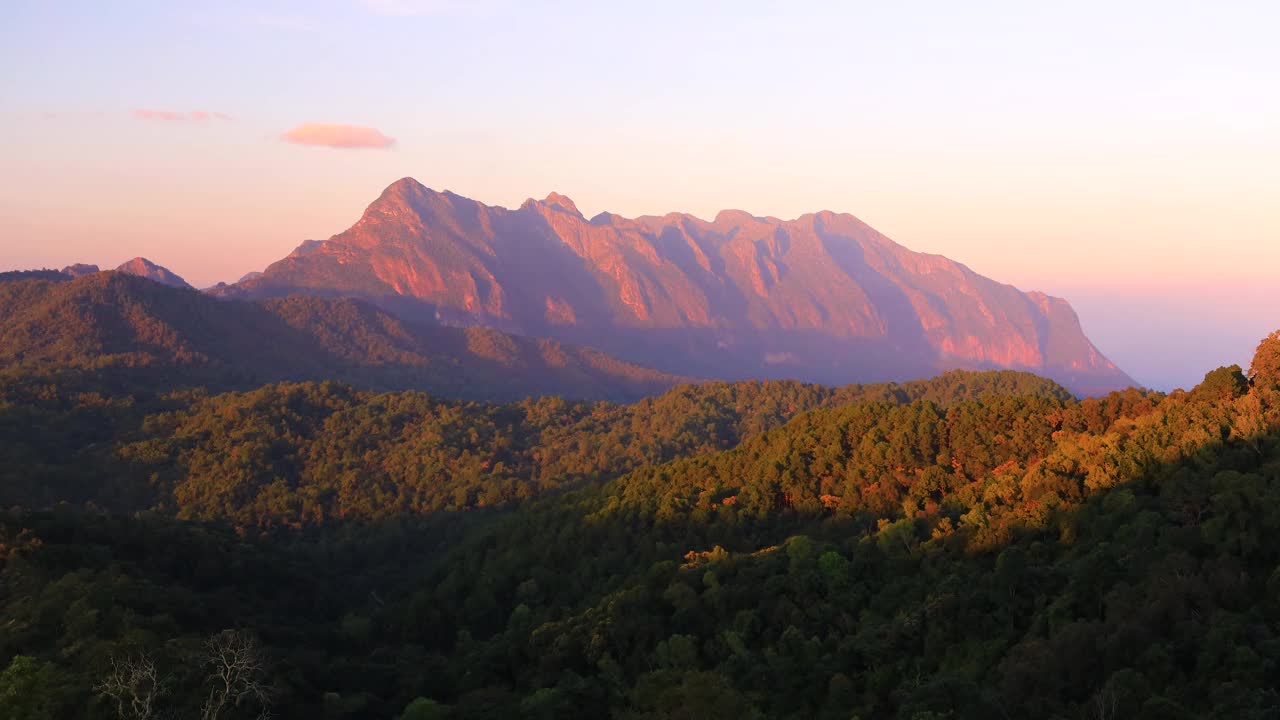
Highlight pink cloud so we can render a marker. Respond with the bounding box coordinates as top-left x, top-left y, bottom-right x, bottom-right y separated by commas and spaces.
279, 122, 396, 149
133, 109, 231, 122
